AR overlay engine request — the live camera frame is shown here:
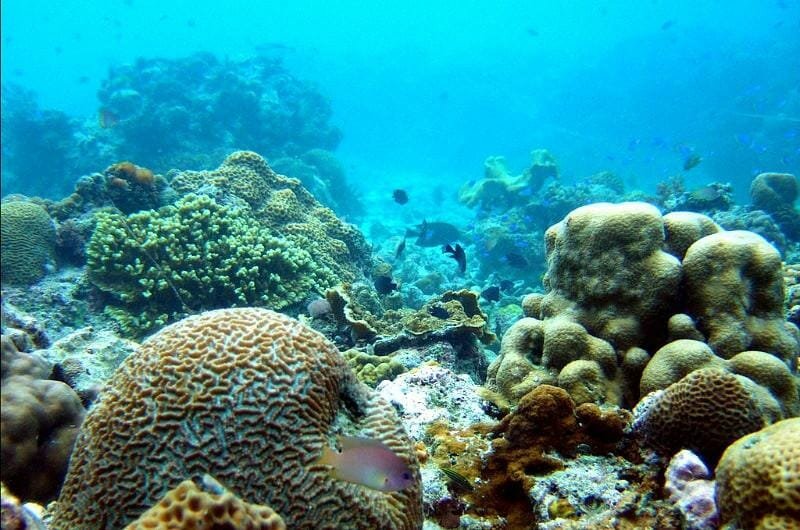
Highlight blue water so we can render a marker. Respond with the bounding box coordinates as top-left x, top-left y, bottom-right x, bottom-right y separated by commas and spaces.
2, 0, 799, 202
